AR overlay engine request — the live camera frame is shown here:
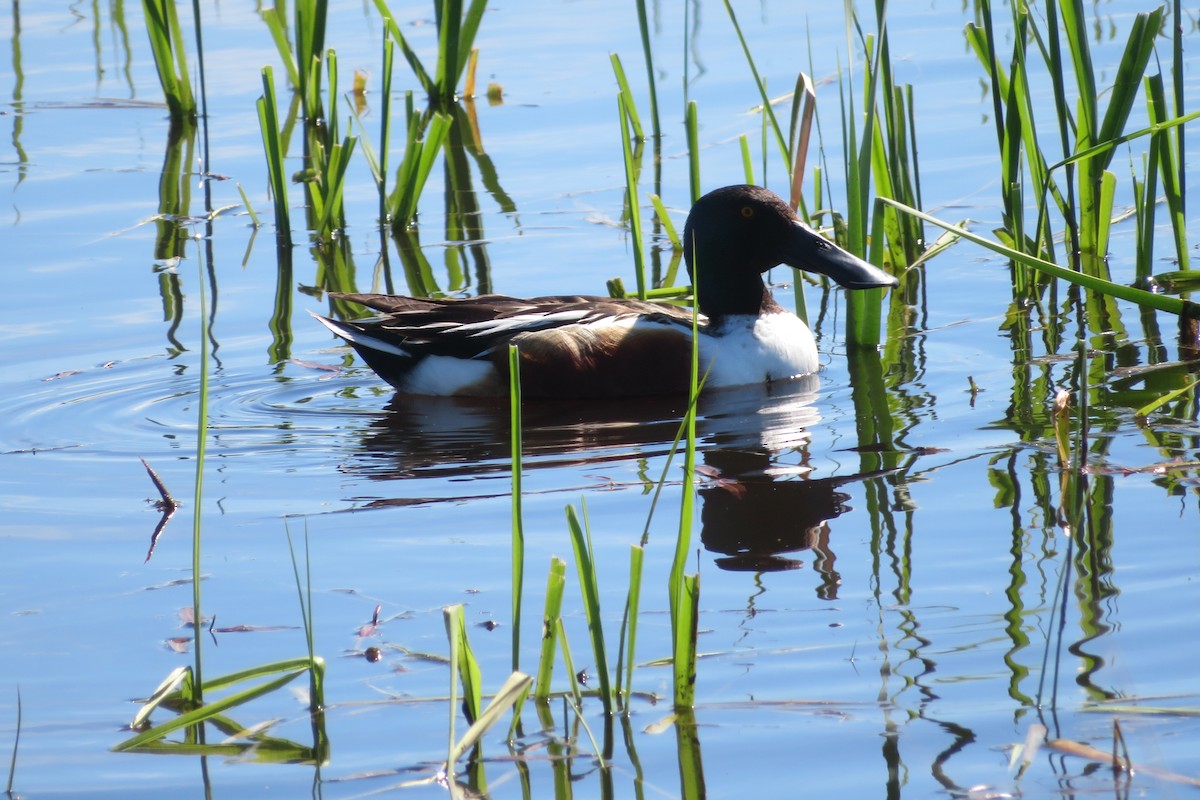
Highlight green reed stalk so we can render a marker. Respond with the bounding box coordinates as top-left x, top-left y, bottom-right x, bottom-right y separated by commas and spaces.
565, 502, 614, 715
294, 0, 329, 119
445, 605, 461, 764
1134, 123, 1159, 285
257, 66, 291, 242
556, 619, 585, 712
533, 558, 567, 701
648, 194, 681, 249
614, 544, 645, 711
437, 0, 487, 102
348, 27, 397, 232
617, 92, 647, 300
446, 672, 531, 767
1171, 0, 1185, 206
142, 0, 195, 122
114, 658, 318, 753
721, 0, 787, 167
553, 624, 608, 764
841, 37, 879, 345
738, 135, 754, 184
261, 5, 299, 89
868, 0, 923, 268
236, 183, 261, 228
301, 50, 358, 237
190, 253, 210, 698
445, 604, 483, 724
971, 2, 1167, 272
966, 1, 1051, 267
389, 102, 451, 231
285, 524, 326, 719
883, 198, 1200, 320
509, 345, 524, 674
1071, 7, 1161, 268
379, 29, 395, 228
685, 101, 700, 205
610, 54, 645, 141
632, 0, 660, 143
374, 0, 488, 105
1032, 110, 1200, 280
1146, 75, 1188, 271
667, 257, 702, 711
